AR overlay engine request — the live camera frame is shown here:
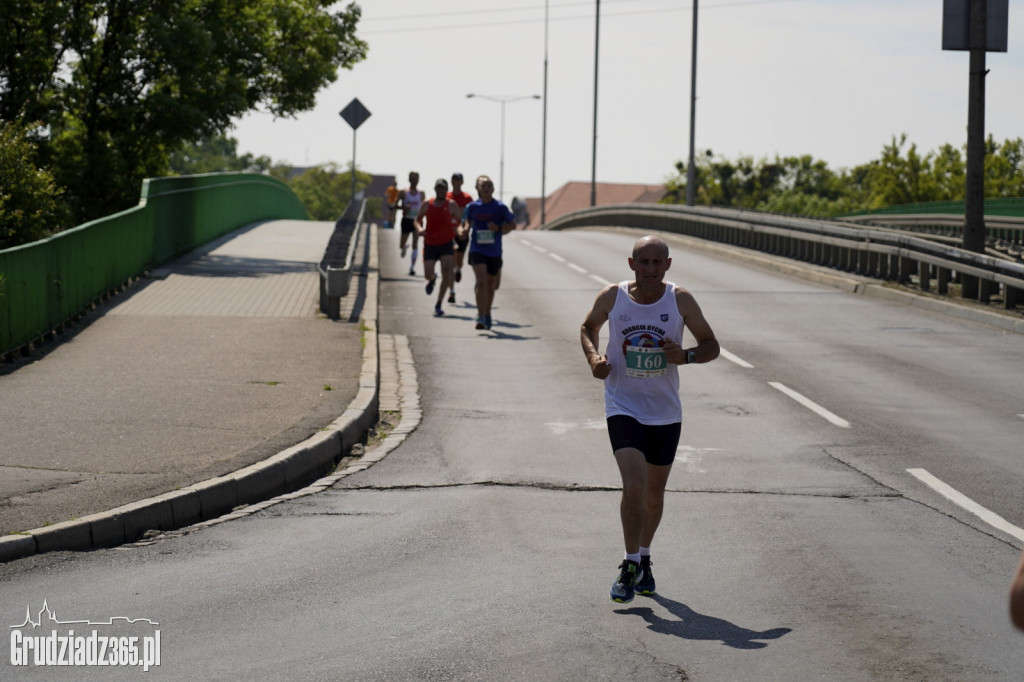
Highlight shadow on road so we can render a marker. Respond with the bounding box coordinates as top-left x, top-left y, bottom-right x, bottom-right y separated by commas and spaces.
615, 594, 792, 649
